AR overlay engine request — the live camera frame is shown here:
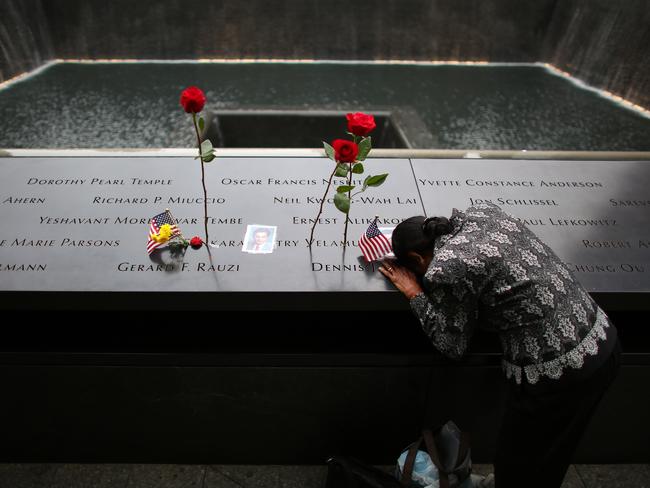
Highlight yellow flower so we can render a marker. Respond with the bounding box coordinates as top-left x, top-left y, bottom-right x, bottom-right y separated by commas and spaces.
159, 224, 173, 239
149, 233, 167, 244
150, 224, 174, 244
